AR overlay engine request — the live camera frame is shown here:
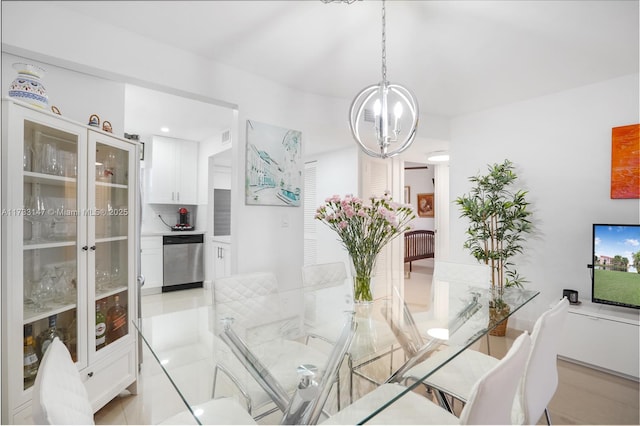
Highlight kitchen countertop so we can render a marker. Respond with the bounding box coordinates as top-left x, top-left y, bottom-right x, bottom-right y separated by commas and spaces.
141, 230, 206, 237
212, 235, 231, 244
